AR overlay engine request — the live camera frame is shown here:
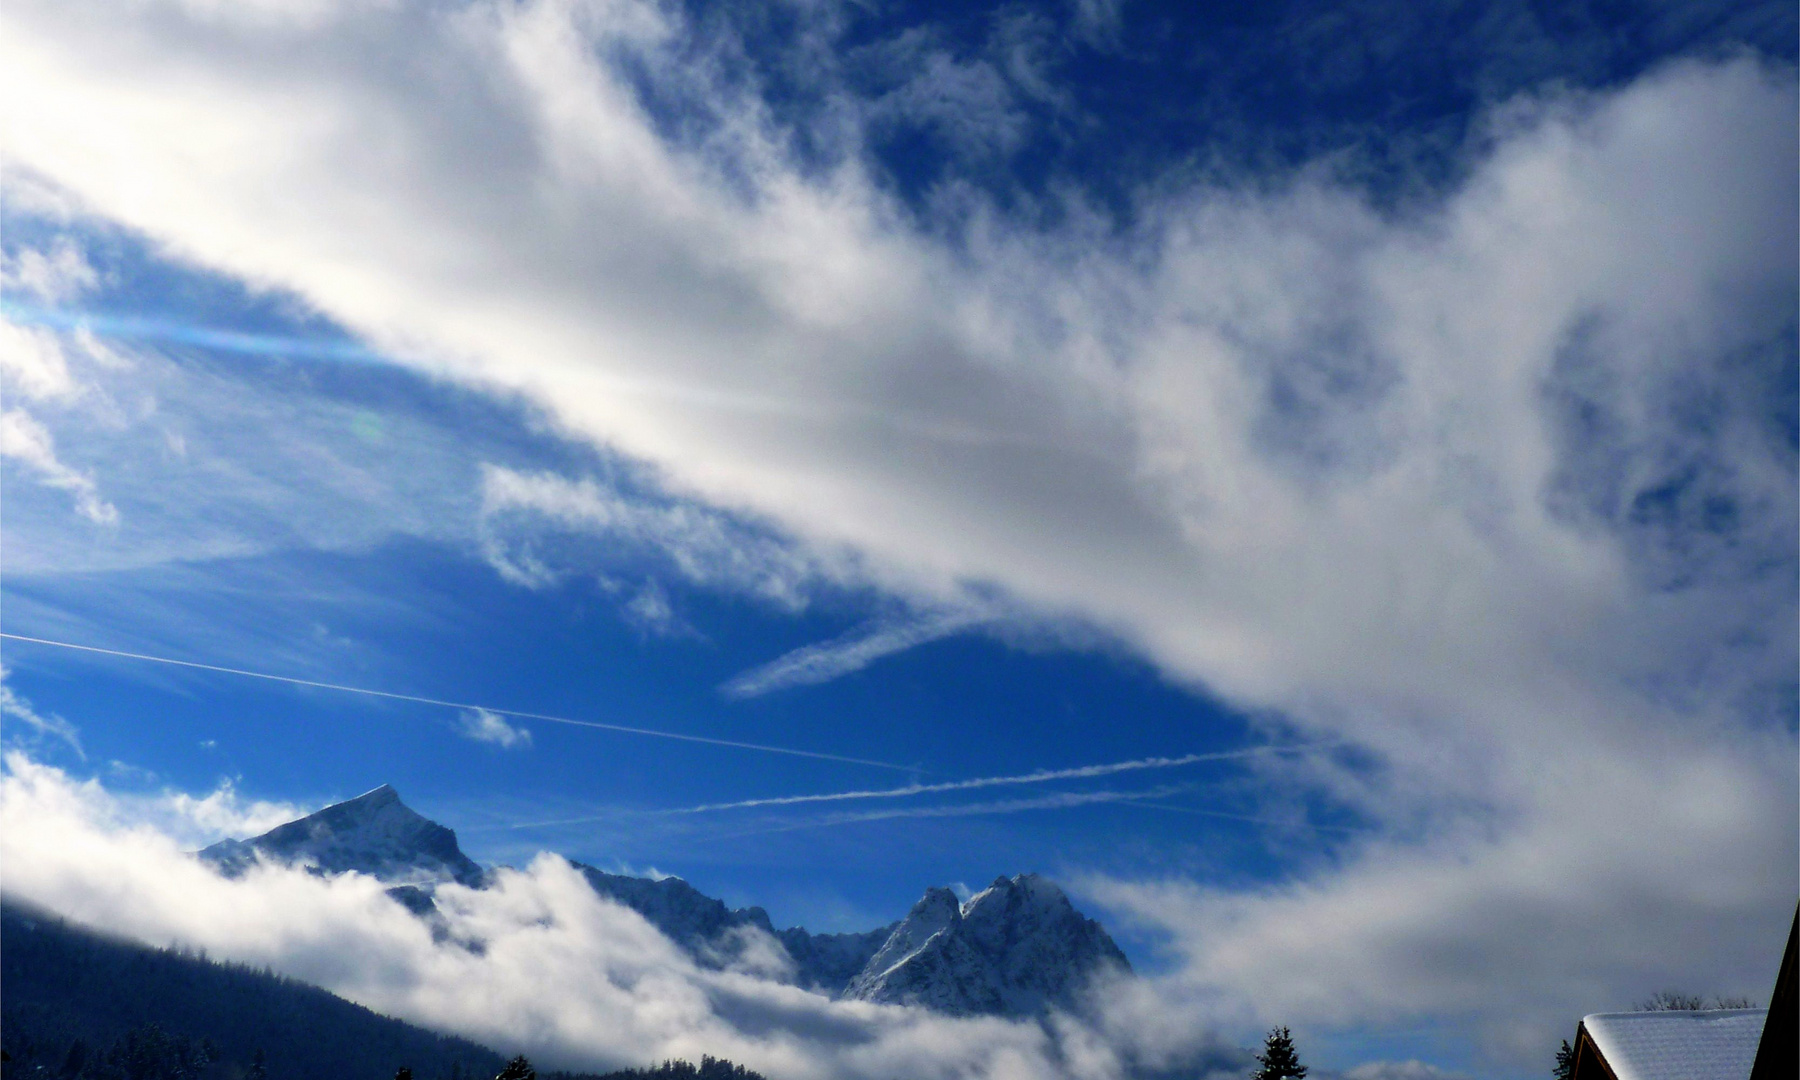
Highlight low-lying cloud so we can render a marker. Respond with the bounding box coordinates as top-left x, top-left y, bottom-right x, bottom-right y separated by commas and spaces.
0, 753, 1246, 1080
